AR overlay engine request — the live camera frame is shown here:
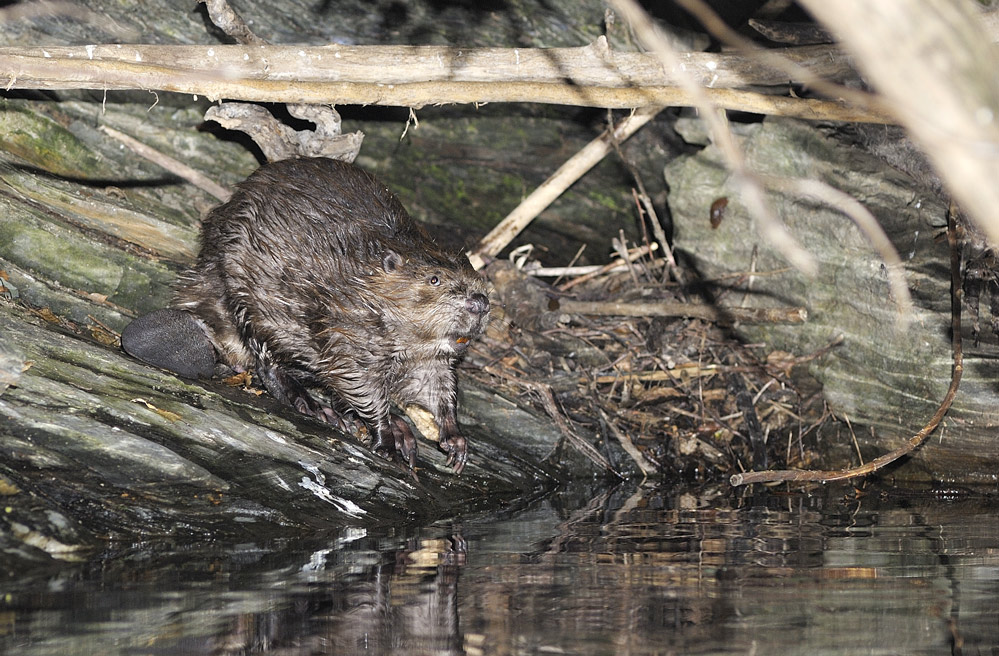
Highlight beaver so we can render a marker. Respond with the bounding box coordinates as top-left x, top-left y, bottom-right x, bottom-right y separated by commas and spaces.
123, 157, 490, 473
